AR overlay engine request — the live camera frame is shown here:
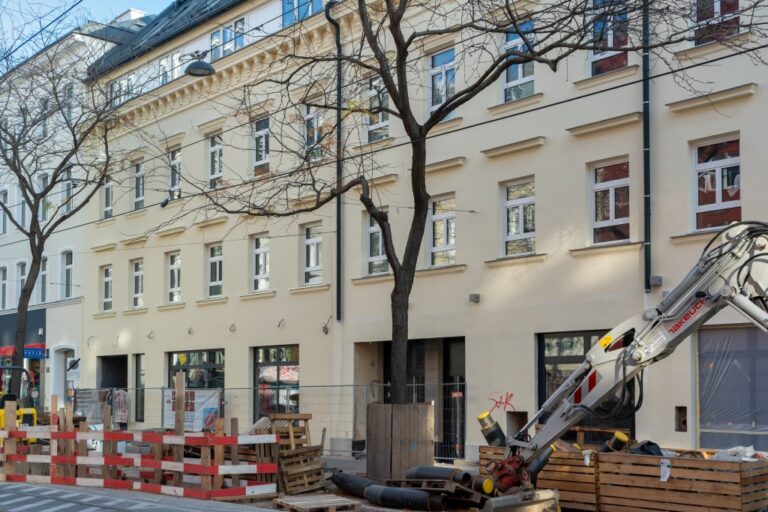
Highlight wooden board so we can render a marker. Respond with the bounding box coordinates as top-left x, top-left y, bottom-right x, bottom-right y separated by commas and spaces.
391, 403, 434, 480
479, 446, 506, 476
537, 451, 598, 511
273, 494, 361, 512
366, 403, 393, 481
279, 445, 328, 495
